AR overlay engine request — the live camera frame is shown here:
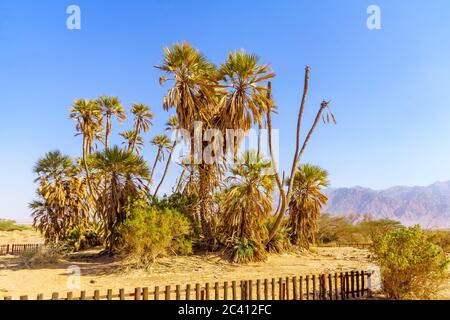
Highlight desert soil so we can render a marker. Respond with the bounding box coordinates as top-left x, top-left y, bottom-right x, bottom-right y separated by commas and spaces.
0, 230, 448, 300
